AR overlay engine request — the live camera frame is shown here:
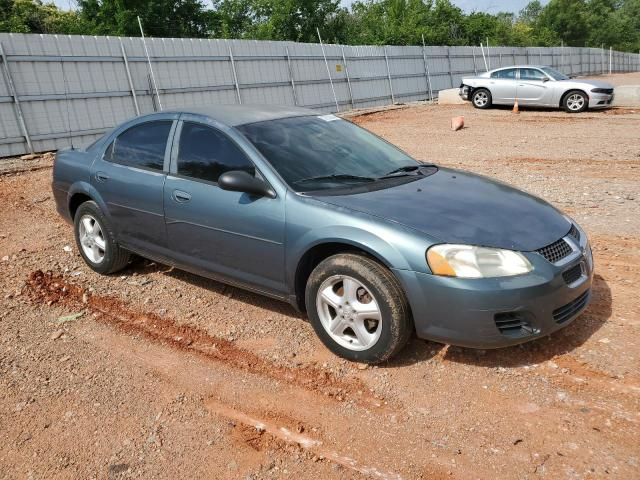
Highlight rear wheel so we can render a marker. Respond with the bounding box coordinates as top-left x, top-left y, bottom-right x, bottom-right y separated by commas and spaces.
472, 88, 492, 109
305, 253, 413, 363
74, 201, 130, 274
563, 90, 588, 113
